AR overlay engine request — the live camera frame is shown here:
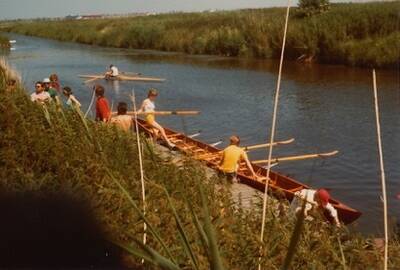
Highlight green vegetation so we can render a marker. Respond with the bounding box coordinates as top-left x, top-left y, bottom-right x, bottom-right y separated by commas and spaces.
0, 34, 10, 47
298, 0, 330, 17
1, 62, 400, 269
5, 2, 400, 68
